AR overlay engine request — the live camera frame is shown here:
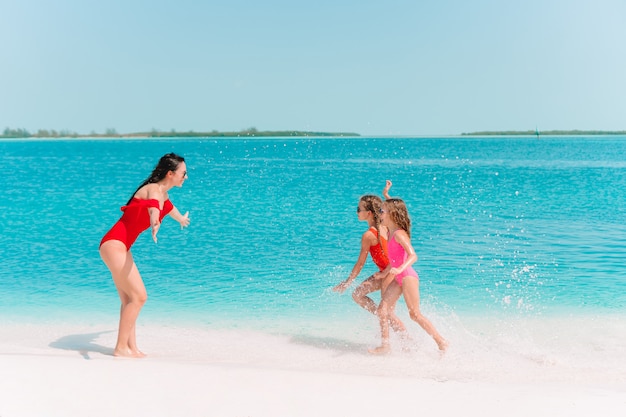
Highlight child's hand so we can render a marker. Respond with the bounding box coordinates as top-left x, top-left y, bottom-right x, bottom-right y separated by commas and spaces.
383, 180, 392, 199
332, 281, 349, 293
381, 273, 396, 292
372, 270, 386, 280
